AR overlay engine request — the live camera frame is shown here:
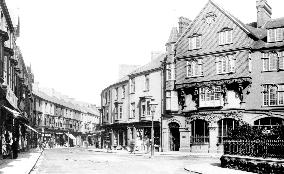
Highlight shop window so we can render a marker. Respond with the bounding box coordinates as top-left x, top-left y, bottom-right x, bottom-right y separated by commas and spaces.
191, 119, 209, 144
218, 118, 238, 144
